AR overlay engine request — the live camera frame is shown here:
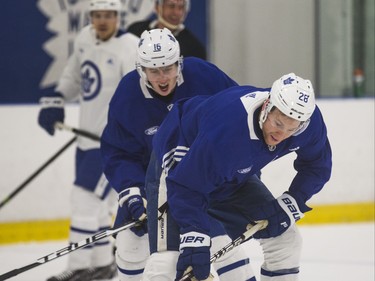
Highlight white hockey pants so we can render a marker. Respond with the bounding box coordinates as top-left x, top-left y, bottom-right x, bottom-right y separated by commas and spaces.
259, 225, 302, 281
68, 186, 117, 270
141, 234, 256, 281
116, 229, 150, 281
